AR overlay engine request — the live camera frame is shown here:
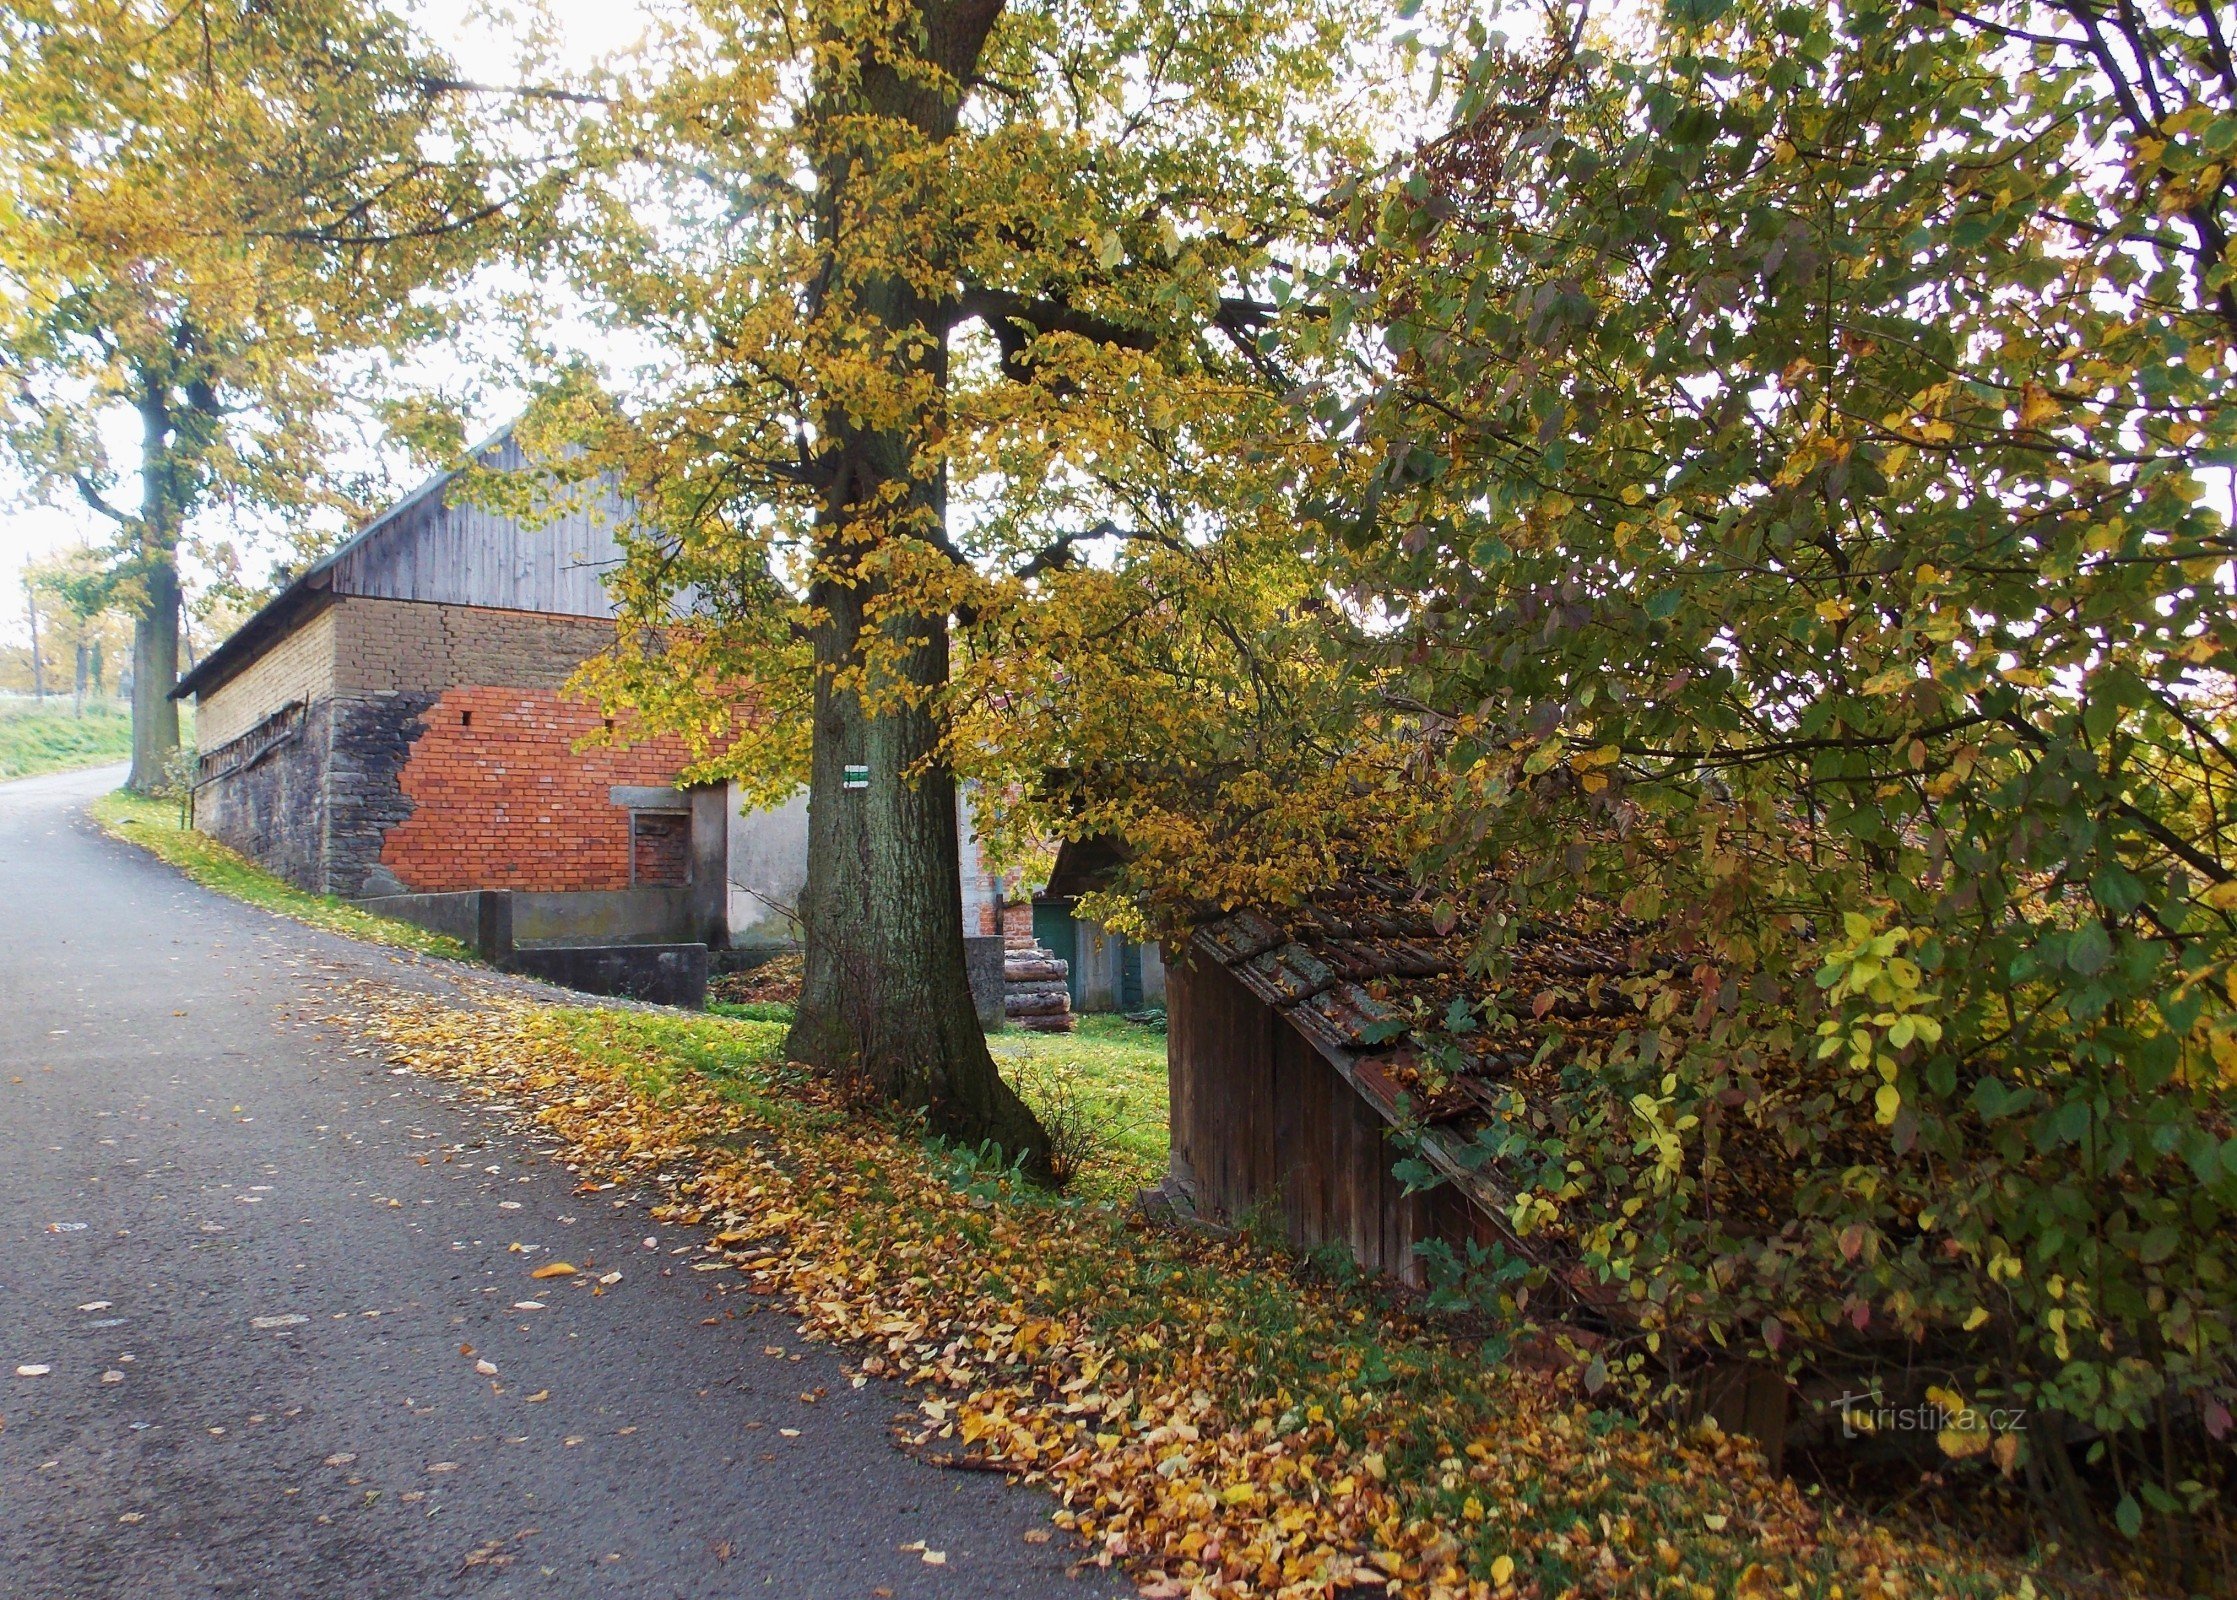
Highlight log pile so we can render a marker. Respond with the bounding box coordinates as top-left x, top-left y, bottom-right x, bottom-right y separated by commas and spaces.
1003, 932, 1076, 1032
